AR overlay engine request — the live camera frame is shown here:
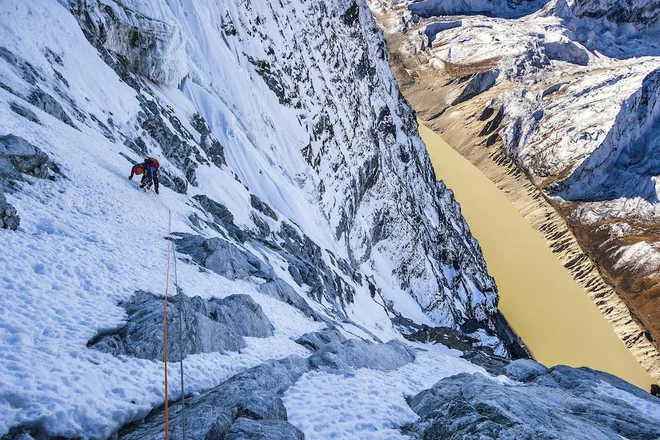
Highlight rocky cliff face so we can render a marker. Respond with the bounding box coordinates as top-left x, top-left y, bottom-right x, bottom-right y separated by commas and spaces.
371, 0, 660, 380
61, 0, 501, 330
566, 0, 660, 26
